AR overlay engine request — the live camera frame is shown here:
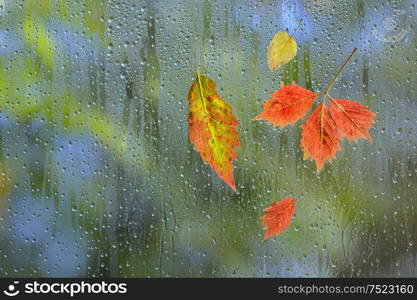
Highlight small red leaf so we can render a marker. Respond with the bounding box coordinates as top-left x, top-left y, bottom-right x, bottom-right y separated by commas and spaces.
261, 197, 296, 240
254, 83, 318, 128
330, 98, 376, 142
